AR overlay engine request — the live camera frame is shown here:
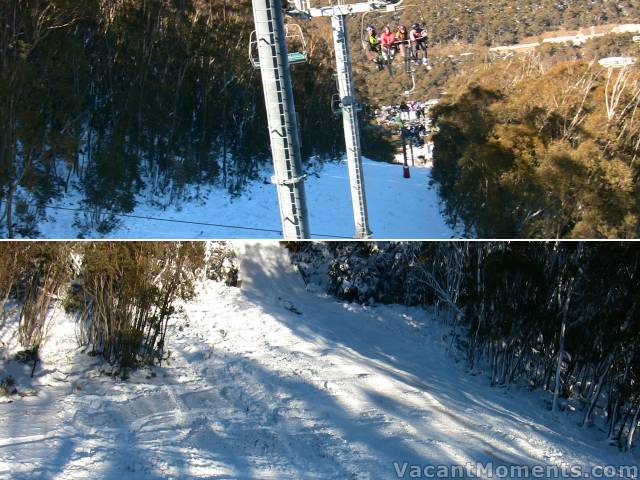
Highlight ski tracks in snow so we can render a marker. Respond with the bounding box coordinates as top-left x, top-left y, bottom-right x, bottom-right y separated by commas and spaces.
0, 243, 636, 479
